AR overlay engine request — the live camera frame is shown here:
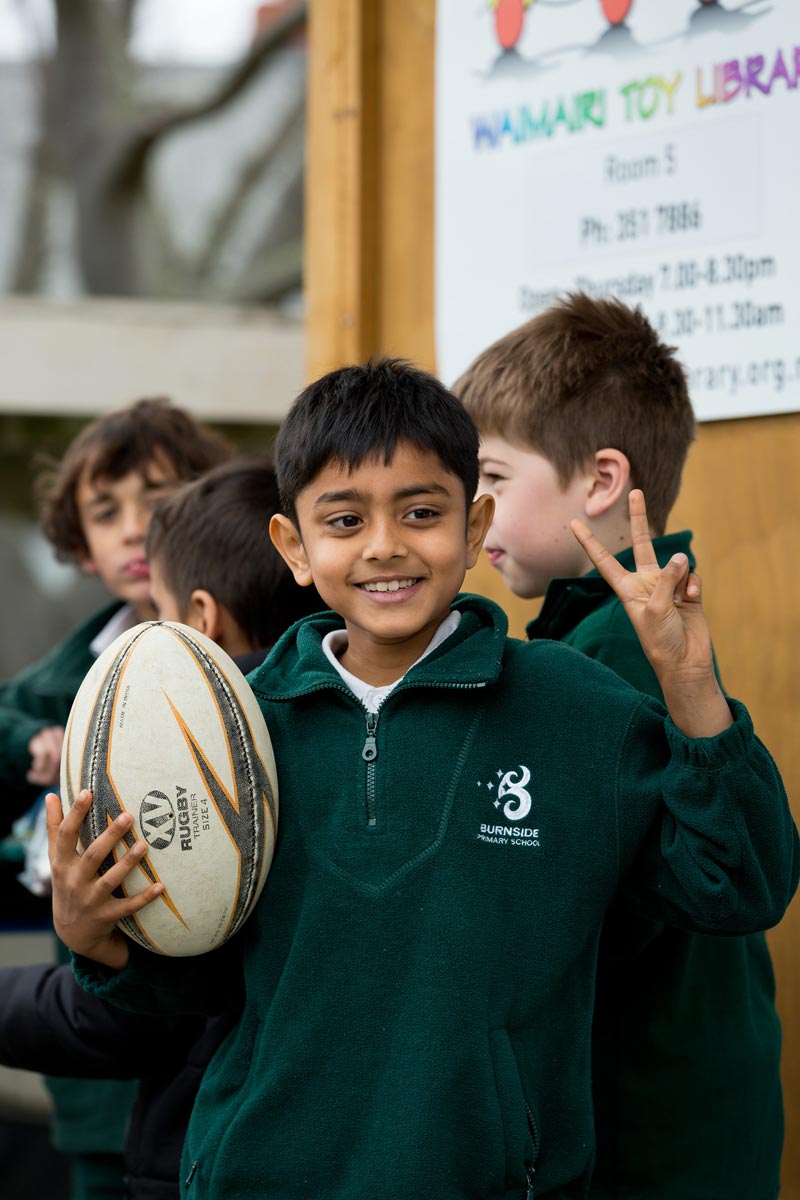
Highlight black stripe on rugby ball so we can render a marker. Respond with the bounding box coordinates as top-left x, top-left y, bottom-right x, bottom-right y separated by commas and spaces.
155, 624, 273, 939
68, 626, 147, 863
